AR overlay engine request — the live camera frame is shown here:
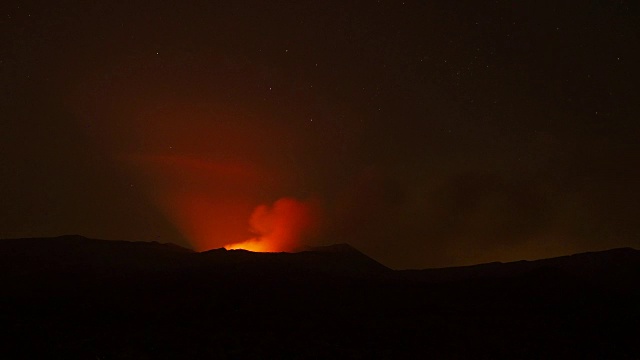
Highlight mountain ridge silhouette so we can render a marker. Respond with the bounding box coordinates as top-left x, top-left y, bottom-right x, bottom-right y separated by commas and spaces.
1, 235, 638, 281
2, 235, 639, 358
